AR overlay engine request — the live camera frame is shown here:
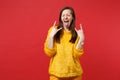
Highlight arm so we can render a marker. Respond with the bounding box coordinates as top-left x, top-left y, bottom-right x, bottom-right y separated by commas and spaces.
44, 21, 62, 57
44, 27, 56, 57
73, 37, 84, 58
73, 24, 85, 58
